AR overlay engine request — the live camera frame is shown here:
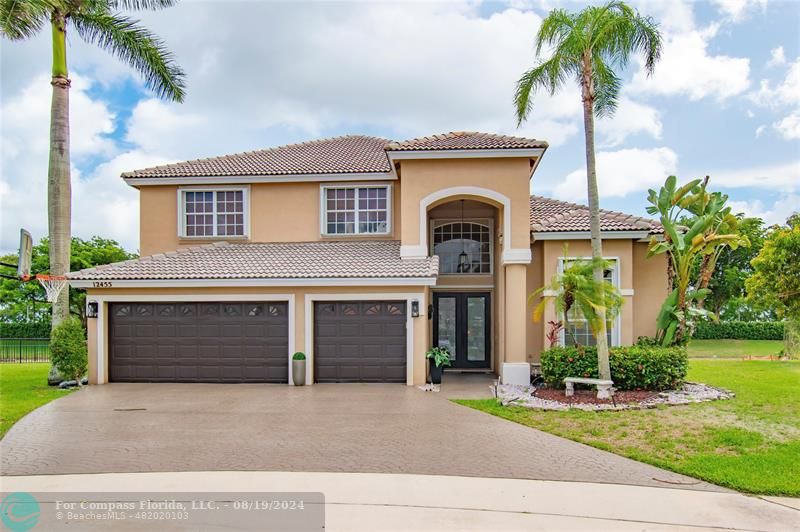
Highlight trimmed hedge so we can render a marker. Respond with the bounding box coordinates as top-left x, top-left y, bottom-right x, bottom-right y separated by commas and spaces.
0, 321, 51, 338
693, 321, 784, 340
541, 345, 688, 391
